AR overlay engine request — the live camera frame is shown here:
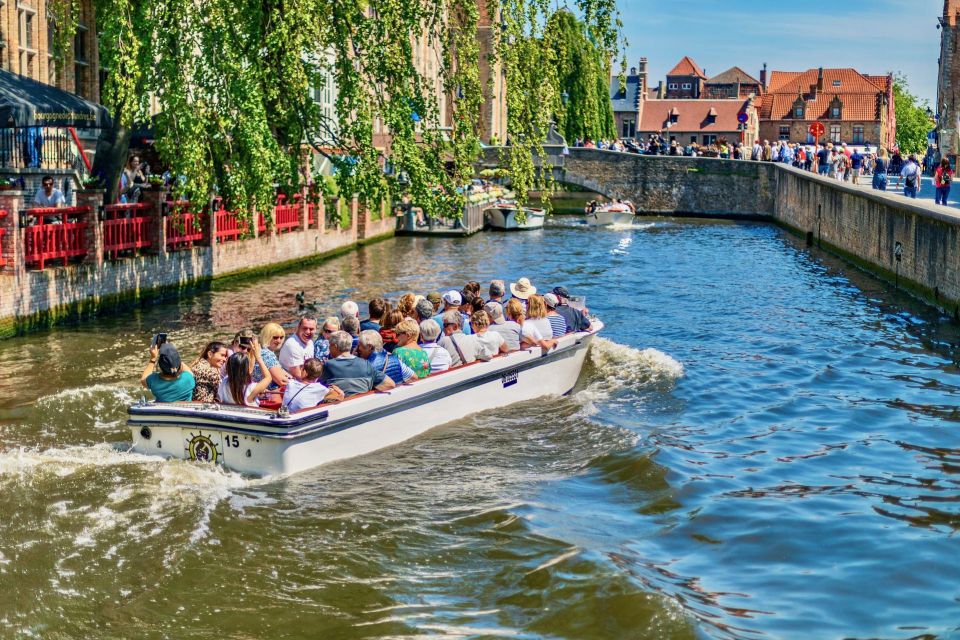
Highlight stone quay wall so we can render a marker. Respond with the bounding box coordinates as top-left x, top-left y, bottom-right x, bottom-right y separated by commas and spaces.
561, 149, 960, 315
0, 189, 396, 338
